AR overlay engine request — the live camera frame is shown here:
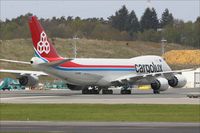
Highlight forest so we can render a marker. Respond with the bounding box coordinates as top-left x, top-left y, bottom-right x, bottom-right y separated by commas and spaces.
0, 5, 199, 48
